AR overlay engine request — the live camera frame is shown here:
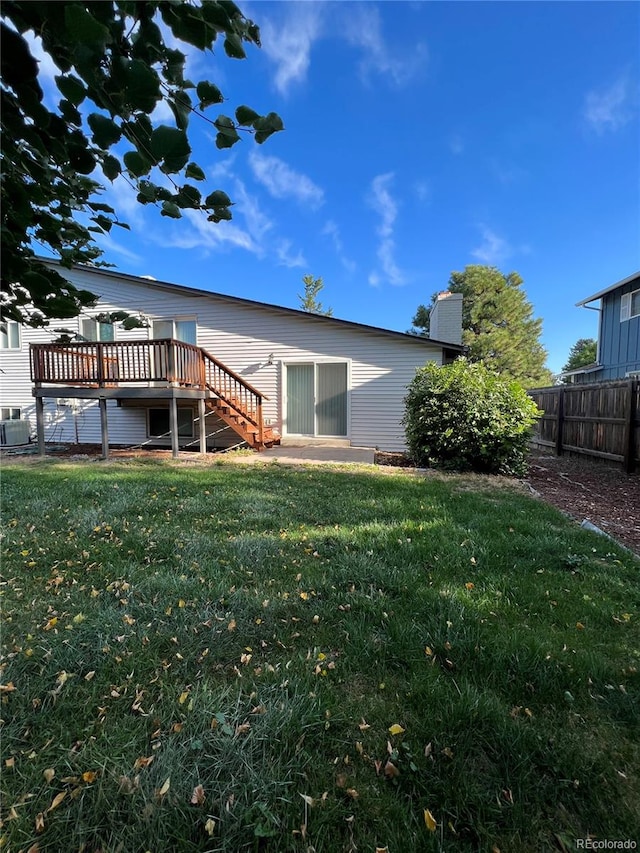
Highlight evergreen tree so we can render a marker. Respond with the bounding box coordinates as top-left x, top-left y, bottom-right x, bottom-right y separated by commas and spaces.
298, 275, 333, 317
410, 265, 553, 388
562, 338, 597, 372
